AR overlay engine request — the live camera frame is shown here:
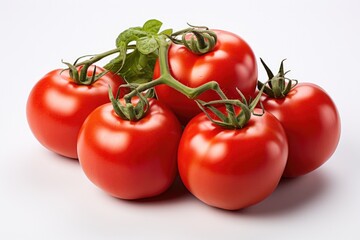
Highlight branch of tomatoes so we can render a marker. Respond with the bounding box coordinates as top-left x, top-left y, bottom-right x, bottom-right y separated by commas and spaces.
64, 19, 264, 129
27, 18, 341, 208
